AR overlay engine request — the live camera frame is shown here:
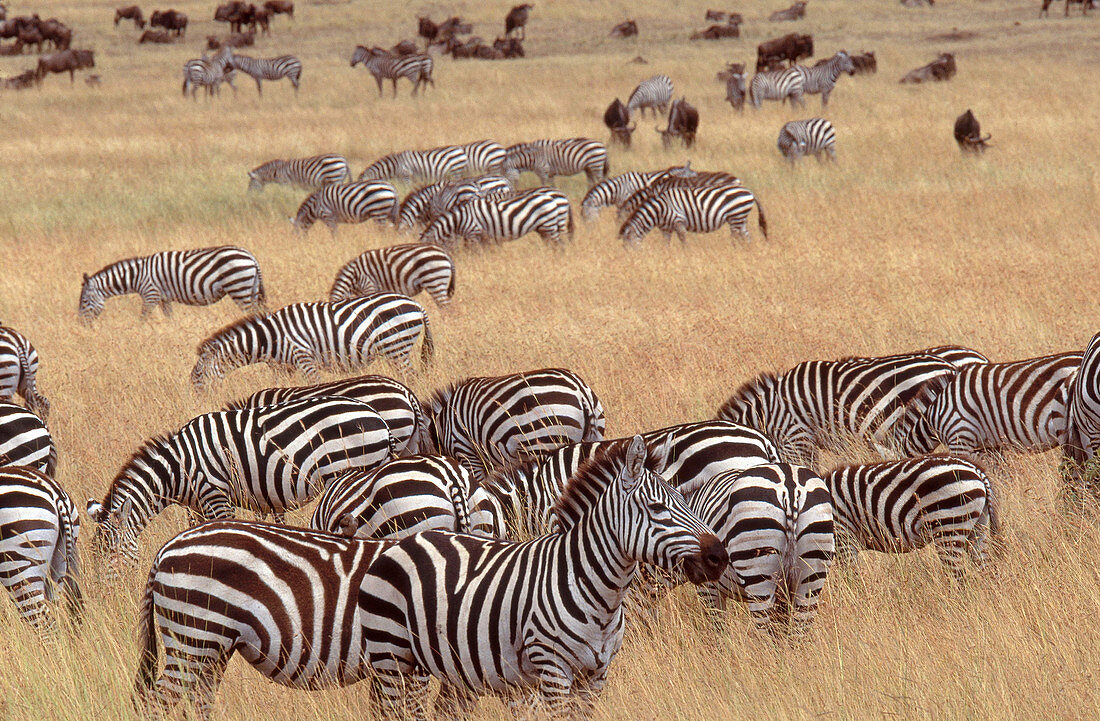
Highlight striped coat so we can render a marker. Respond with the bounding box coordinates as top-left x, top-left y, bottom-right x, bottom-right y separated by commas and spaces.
394, 176, 512, 231
291, 181, 398, 235
748, 67, 804, 107
1063, 332, 1100, 493
419, 187, 573, 247
793, 51, 855, 106
626, 74, 674, 117
0, 401, 56, 476
358, 146, 466, 184
0, 326, 49, 420
329, 244, 455, 308
227, 52, 302, 95
182, 47, 235, 99
778, 118, 837, 161
502, 138, 609, 187
580, 171, 662, 220
247, 154, 351, 191
619, 184, 766, 245
351, 45, 433, 96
